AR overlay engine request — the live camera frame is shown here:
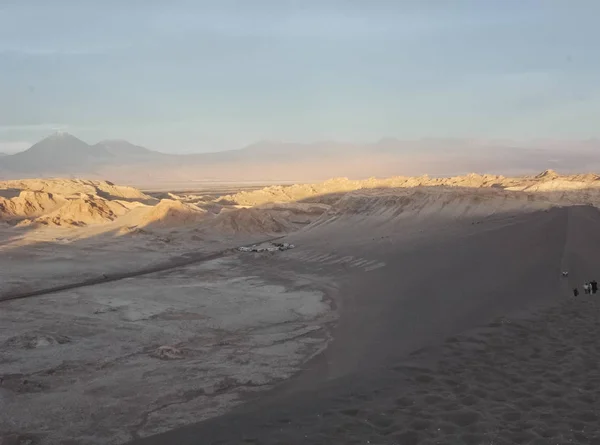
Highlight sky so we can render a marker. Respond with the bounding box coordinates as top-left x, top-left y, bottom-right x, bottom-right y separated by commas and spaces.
1, 0, 599, 154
